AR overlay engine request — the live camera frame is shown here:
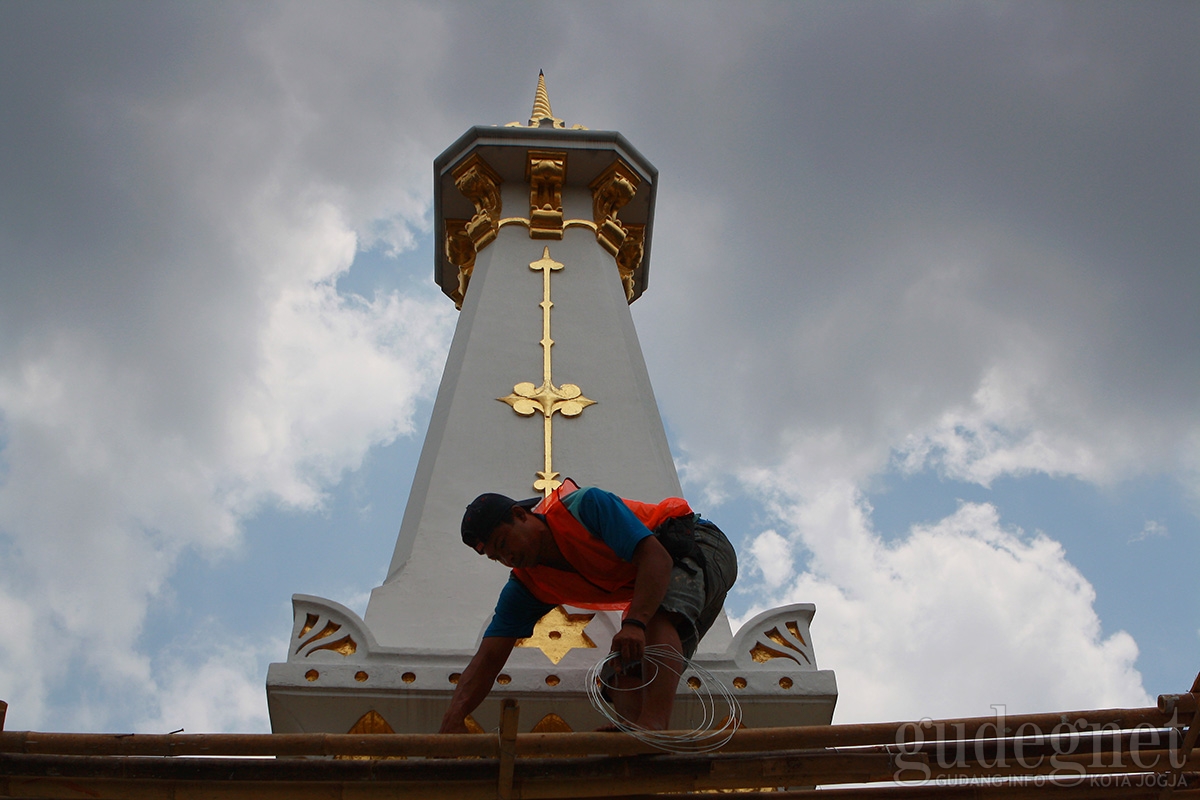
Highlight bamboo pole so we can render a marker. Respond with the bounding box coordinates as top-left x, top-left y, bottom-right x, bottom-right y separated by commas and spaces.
620, 778, 1200, 800
517, 706, 1176, 758
3, 752, 1196, 800
0, 706, 1179, 760
1158, 693, 1198, 717
498, 698, 519, 800
0, 729, 499, 758
0, 749, 901, 795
